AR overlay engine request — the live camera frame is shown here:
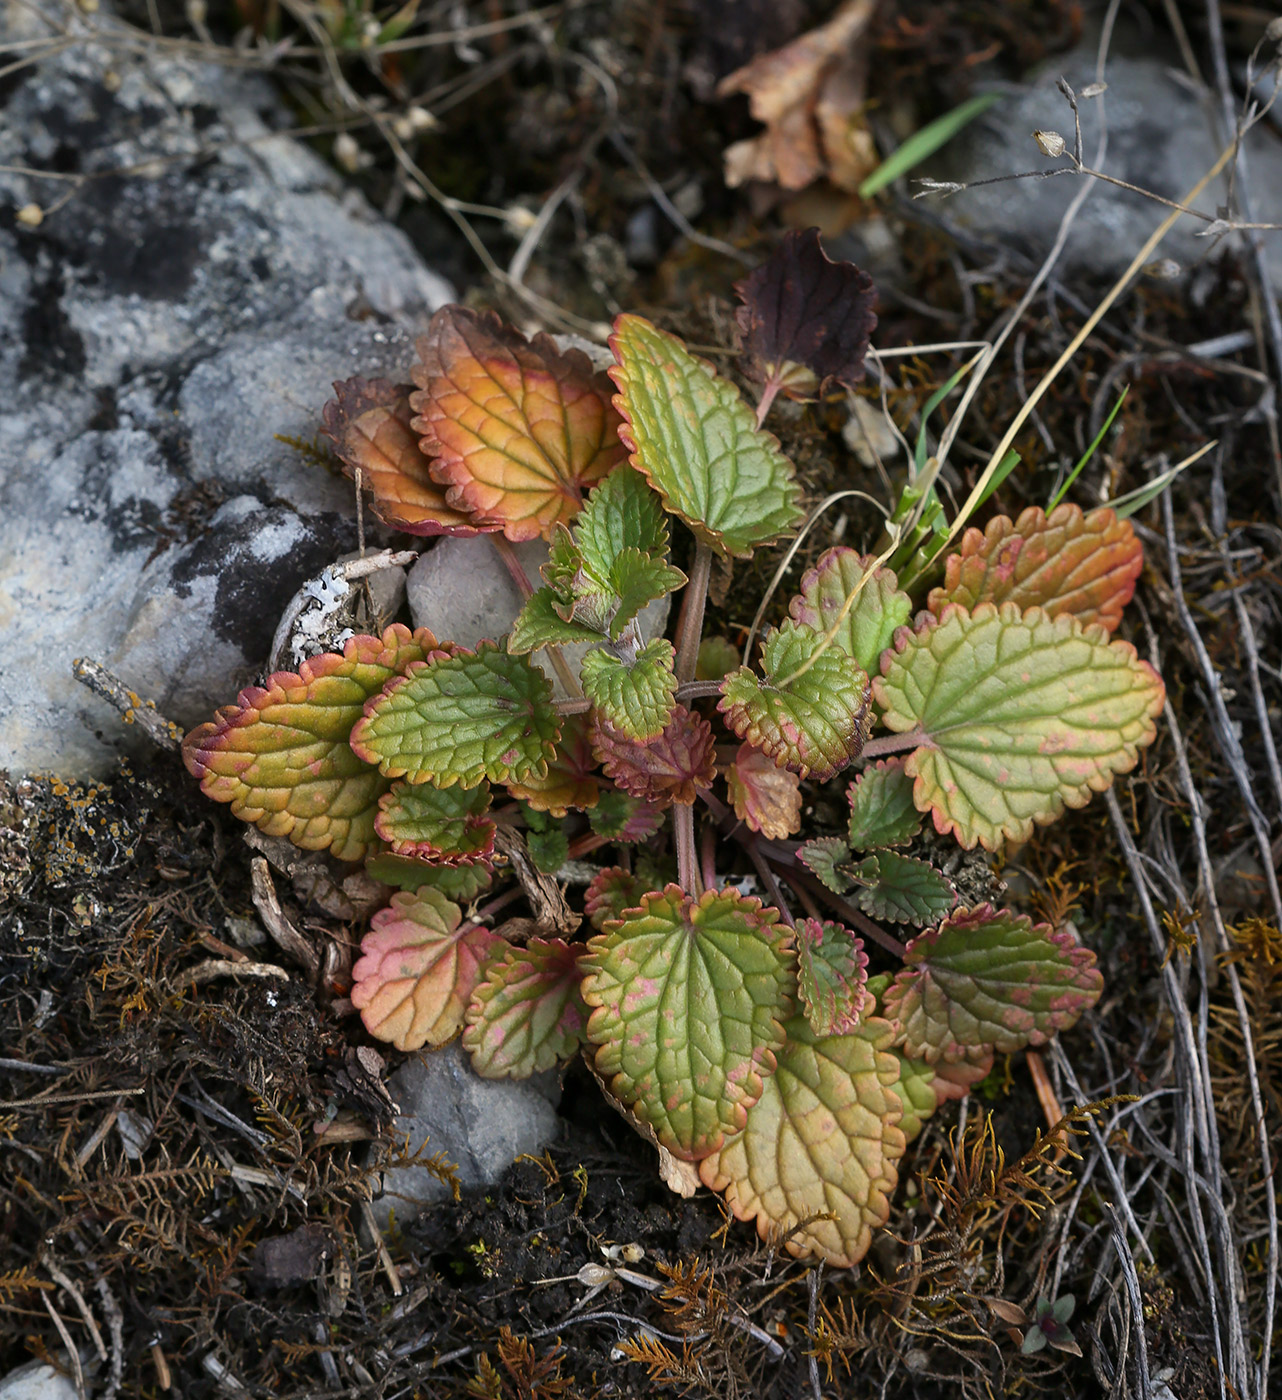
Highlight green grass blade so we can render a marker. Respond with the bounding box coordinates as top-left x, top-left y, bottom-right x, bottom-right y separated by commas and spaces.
1049, 387, 1128, 510
973, 449, 1022, 512
859, 93, 1002, 200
